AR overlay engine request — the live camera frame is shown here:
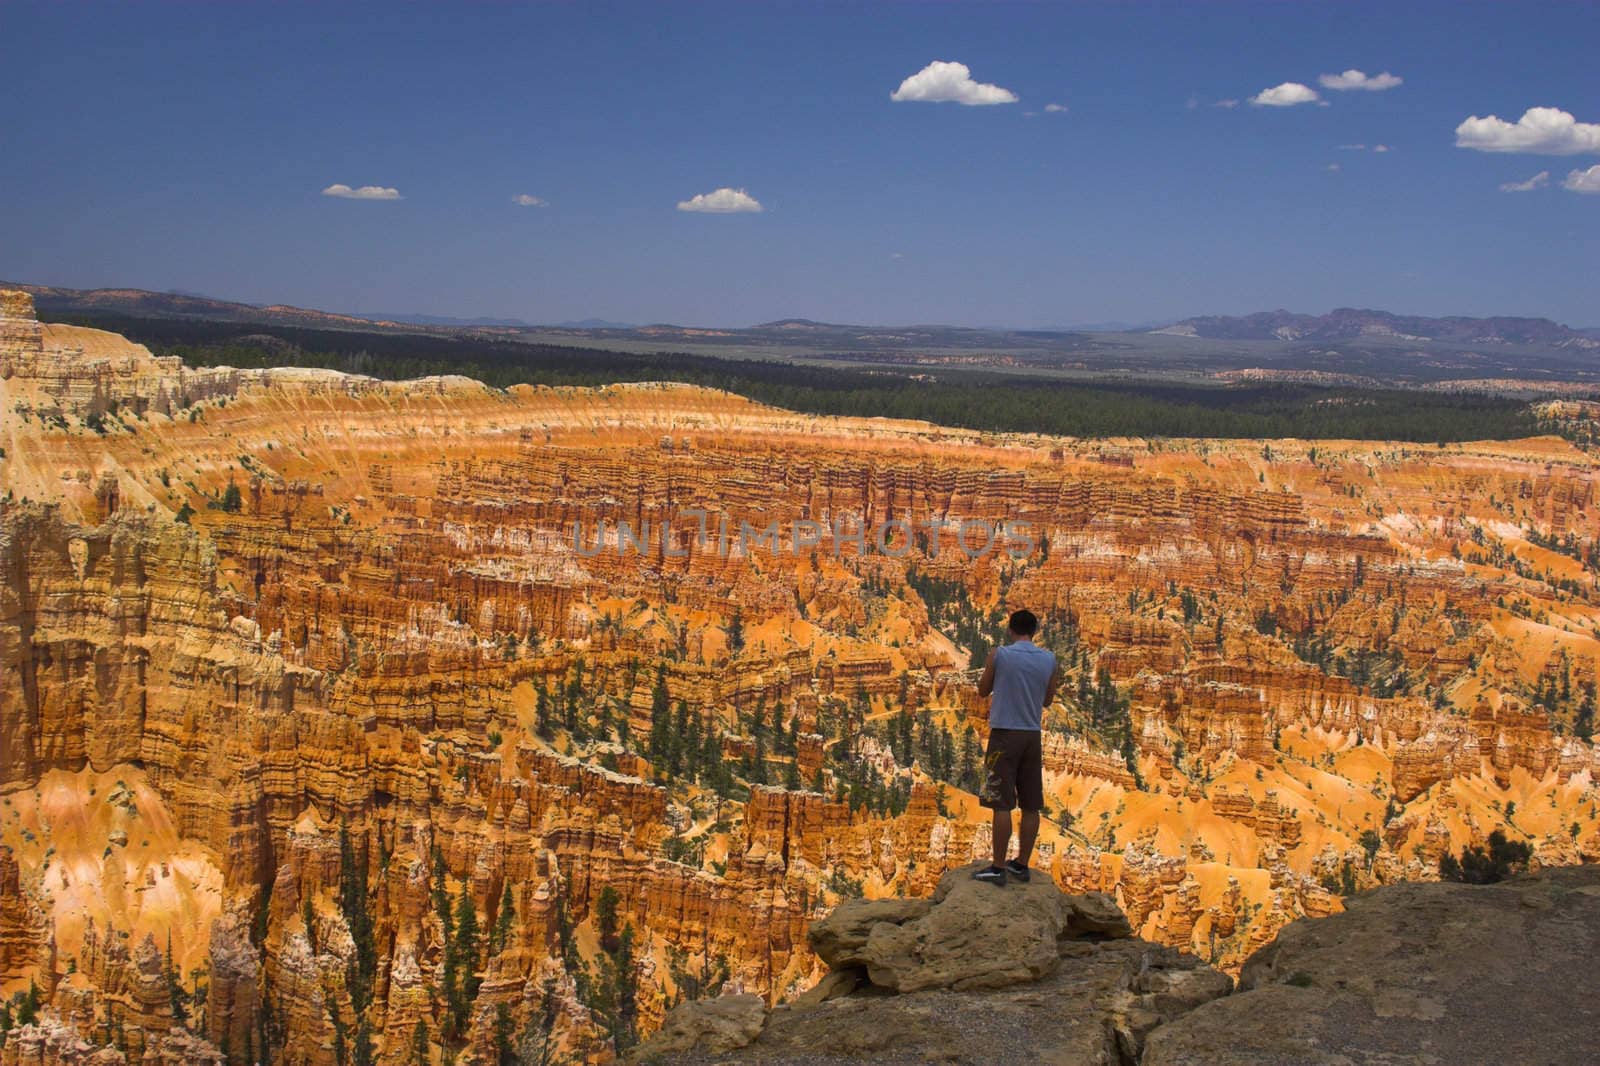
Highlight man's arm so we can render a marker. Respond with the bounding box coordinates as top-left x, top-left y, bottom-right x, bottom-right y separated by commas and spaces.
1043, 661, 1061, 708
977, 647, 998, 698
